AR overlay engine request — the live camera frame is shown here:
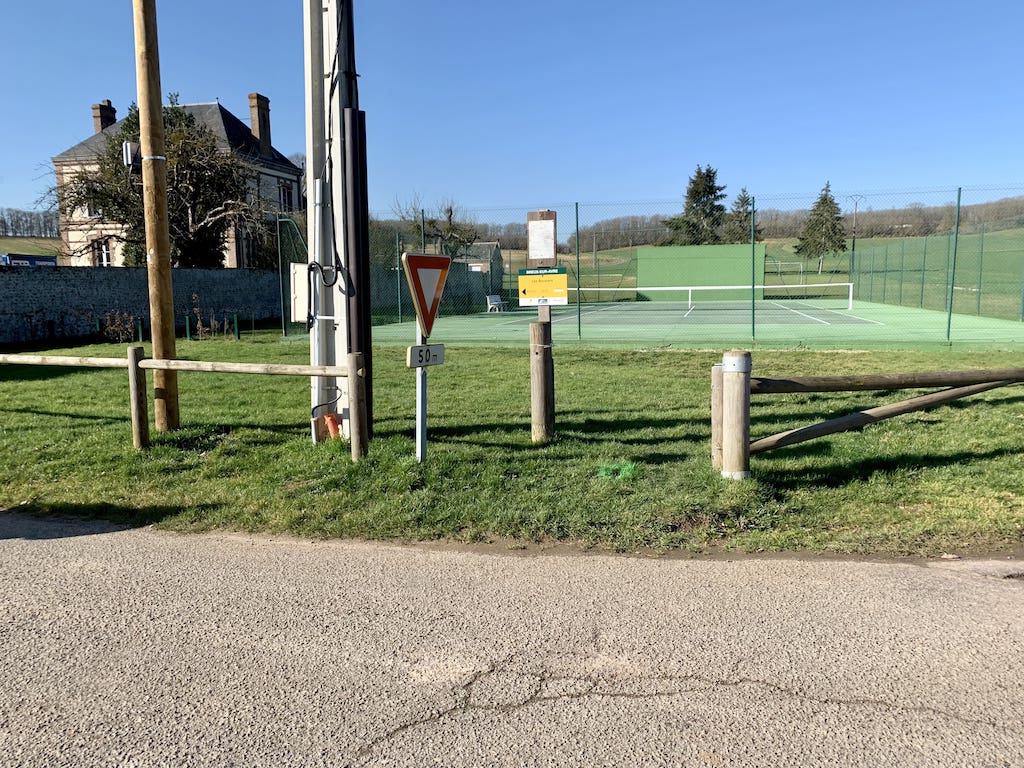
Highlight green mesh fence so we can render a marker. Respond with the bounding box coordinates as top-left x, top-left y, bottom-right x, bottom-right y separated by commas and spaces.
358, 189, 1024, 349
